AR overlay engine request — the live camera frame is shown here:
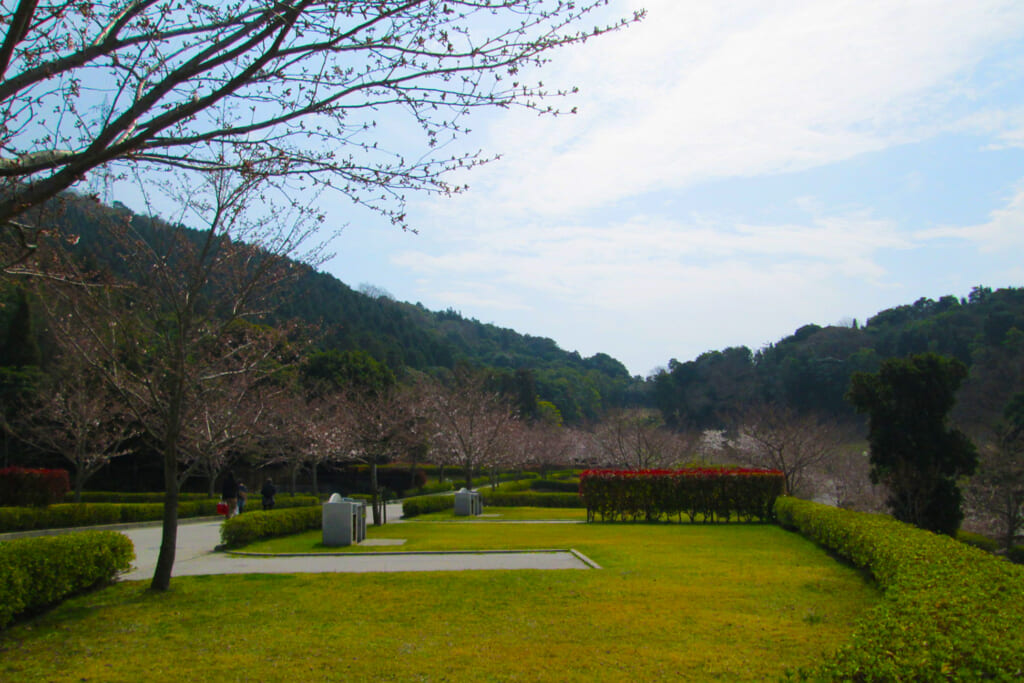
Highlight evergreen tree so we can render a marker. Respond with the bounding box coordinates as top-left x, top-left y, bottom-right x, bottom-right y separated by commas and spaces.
847, 352, 977, 535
